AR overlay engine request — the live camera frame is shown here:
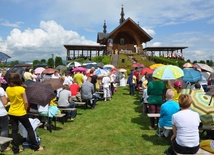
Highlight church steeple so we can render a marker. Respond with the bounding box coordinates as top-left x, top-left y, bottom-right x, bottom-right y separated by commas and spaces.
103, 20, 107, 33
119, 5, 125, 24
